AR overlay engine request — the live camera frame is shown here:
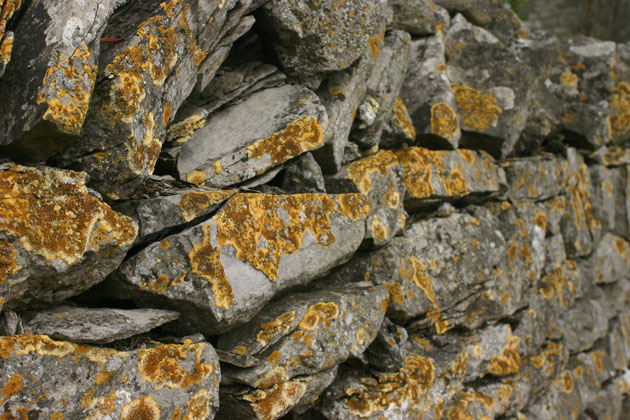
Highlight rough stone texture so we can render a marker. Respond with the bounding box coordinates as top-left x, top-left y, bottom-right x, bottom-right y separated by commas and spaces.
109, 193, 369, 334
0, 334, 220, 419
503, 155, 566, 202
281, 152, 326, 194
389, 0, 437, 36
22, 307, 180, 344
0, 164, 137, 311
